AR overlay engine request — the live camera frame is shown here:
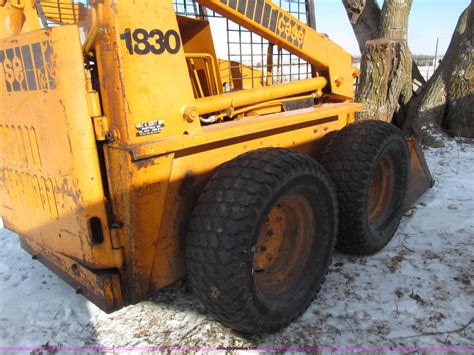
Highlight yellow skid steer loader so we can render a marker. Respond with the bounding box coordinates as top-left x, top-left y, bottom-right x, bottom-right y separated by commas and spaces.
0, 0, 433, 333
